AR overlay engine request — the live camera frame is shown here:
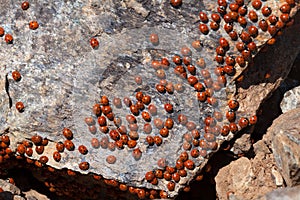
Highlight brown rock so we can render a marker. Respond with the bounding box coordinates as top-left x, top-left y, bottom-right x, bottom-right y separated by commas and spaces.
267, 108, 300, 186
